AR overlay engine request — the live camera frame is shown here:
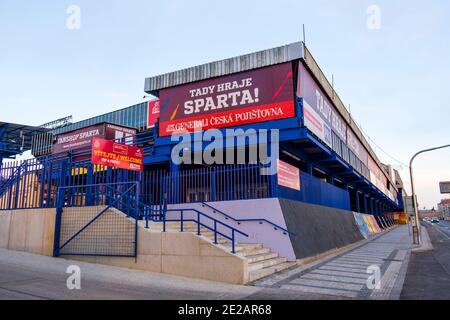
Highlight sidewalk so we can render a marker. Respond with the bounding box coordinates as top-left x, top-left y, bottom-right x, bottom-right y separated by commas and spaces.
0, 248, 342, 300
252, 225, 414, 299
